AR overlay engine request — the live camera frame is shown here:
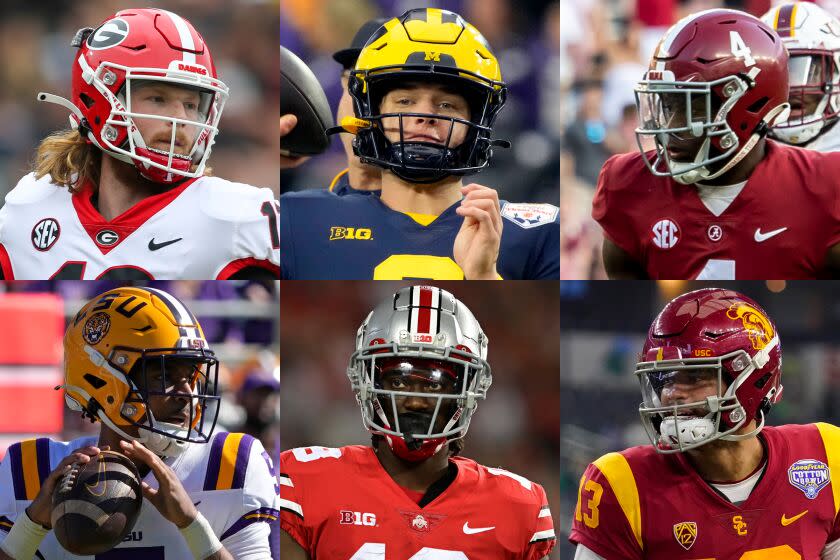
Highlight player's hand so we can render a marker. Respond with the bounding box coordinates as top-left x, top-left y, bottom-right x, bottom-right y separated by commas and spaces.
25, 445, 105, 528
119, 439, 198, 529
280, 114, 310, 169
454, 183, 503, 280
